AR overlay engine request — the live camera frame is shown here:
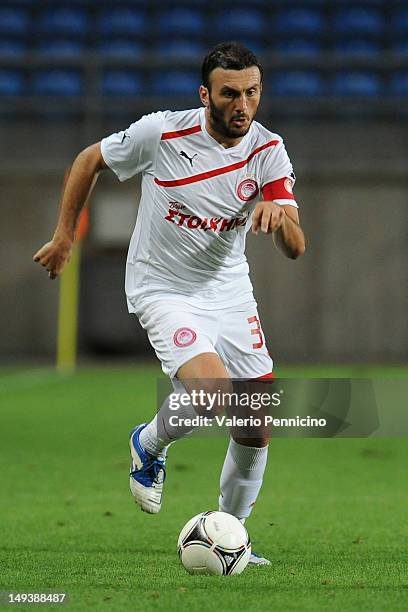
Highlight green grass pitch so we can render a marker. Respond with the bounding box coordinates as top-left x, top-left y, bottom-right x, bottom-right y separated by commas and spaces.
0, 365, 407, 611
